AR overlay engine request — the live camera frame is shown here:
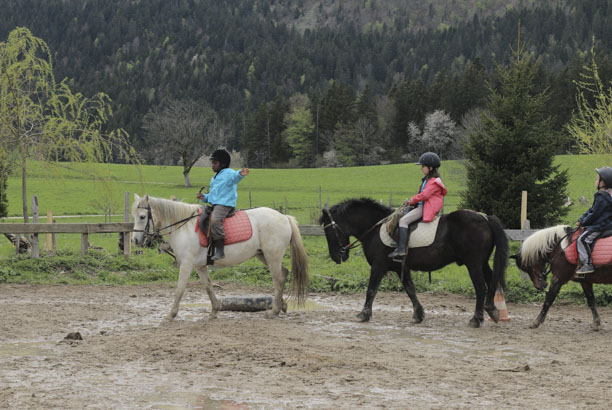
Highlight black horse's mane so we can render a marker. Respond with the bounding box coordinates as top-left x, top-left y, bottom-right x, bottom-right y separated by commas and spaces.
319, 197, 393, 224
